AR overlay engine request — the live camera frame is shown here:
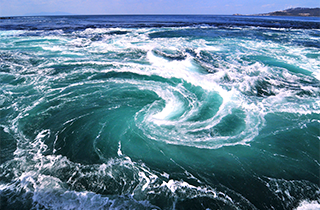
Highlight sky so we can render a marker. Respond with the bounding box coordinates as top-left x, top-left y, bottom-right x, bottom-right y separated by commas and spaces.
0, 0, 319, 17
